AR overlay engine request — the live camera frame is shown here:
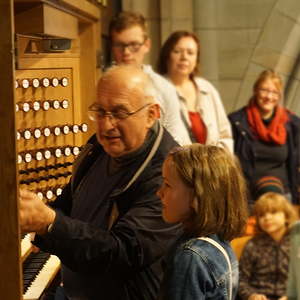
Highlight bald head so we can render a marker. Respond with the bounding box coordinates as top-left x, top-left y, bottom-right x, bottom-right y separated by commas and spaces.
97, 65, 156, 105
90, 65, 160, 157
